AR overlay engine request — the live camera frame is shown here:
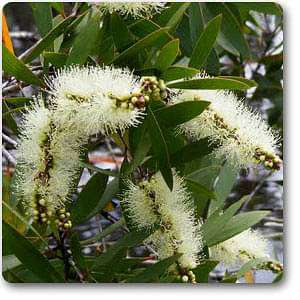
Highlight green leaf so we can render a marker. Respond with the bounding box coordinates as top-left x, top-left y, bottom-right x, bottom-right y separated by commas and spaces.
221, 275, 237, 283
66, 14, 100, 66
202, 196, 249, 246
209, 211, 270, 246
153, 2, 191, 32
234, 2, 283, 16
273, 272, 283, 283
89, 177, 119, 216
2, 201, 48, 246
188, 2, 205, 47
217, 76, 257, 87
193, 260, 219, 282
112, 27, 170, 66
148, 106, 173, 190
3, 97, 32, 106
167, 76, 257, 90
21, 15, 76, 63
189, 14, 222, 69
31, 3, 53, 38
71, 173, 108, 225
162, 66, 199, 82
154, 100, 210, 128
92, 230, 153, 270
3, 221, 64, 282
111, 12, 134, 52
2, 255, 22, 273
43, 52, 68, 67
213, 161, 239, 210
2, 46, 43, 86
171, 138, 216, 166
205, 3, 251, 59
50, 2, 65, 14
185, 178, 216, 200
205, 48, 220, 75
127, 254, 182, 283
155, 39, 179, 72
